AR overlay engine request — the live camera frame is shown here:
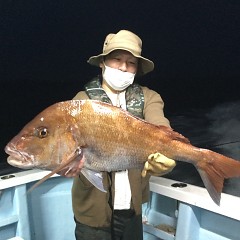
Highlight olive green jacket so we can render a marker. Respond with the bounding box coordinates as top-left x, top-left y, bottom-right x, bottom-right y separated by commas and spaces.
72, 85, 170, 227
